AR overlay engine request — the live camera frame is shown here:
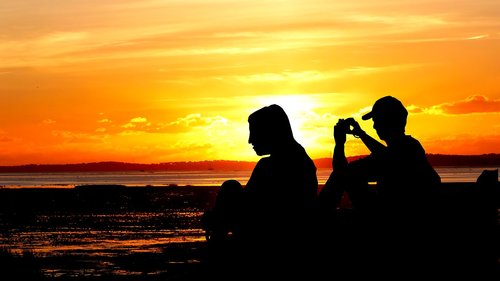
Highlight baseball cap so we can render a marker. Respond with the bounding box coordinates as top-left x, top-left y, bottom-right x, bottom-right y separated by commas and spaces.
362, 96, 408, 121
